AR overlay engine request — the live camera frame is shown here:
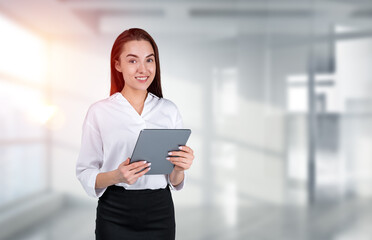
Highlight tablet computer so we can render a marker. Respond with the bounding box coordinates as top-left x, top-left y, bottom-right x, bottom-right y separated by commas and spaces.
130, 129, 191, 175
